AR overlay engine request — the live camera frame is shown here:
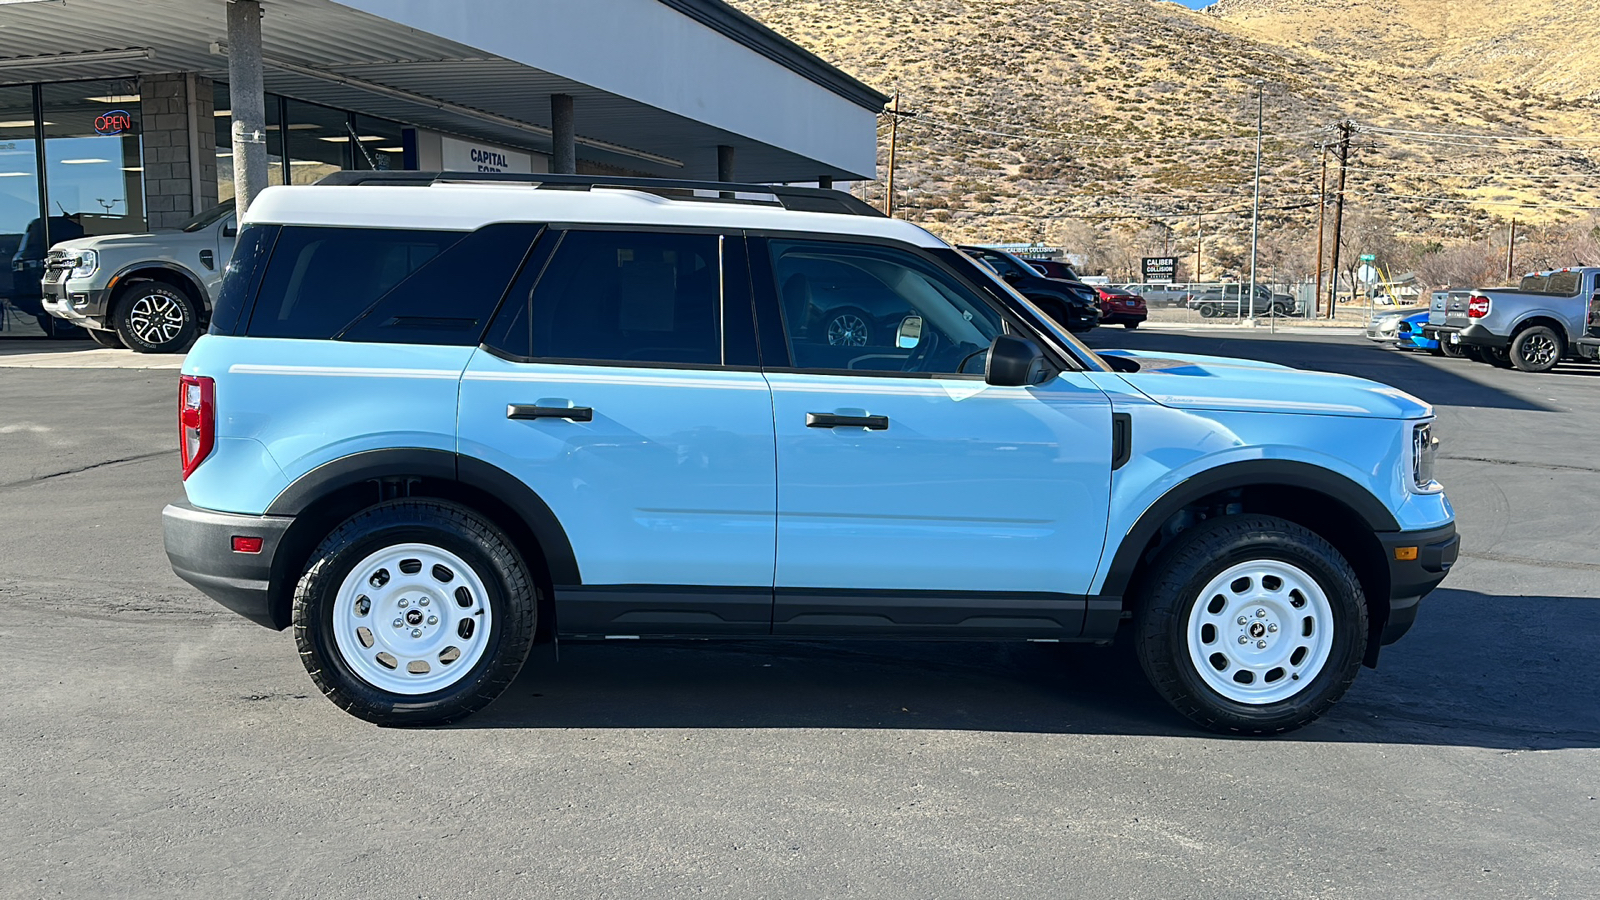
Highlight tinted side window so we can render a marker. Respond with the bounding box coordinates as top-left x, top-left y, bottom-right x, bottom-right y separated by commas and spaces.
246, 227, 464, 339
770, 240, 1004, 375
209, 223, 278, 335
337, 222, 542, 346
489, 230, 722, 366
